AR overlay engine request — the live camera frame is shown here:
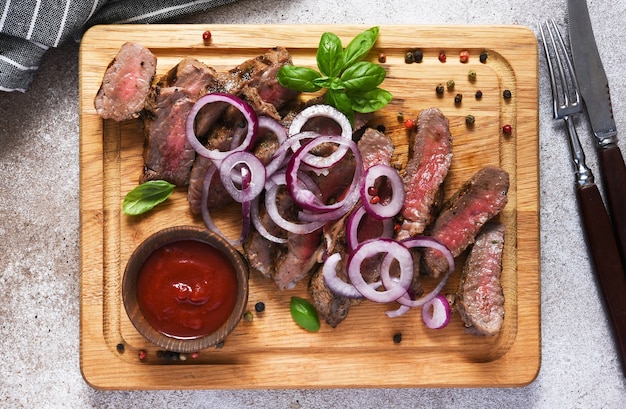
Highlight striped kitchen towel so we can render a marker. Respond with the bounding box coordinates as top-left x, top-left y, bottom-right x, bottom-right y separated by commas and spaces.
0, 0, 238, 92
